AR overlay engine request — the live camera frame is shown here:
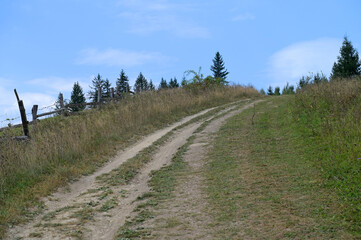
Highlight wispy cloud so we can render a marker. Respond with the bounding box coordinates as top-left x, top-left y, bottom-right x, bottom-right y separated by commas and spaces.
116, 0, 210, 38
27, 77, 87, 93
76, 48, 169, 67
267, 38, 342, 87
232, 13, 255, 22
